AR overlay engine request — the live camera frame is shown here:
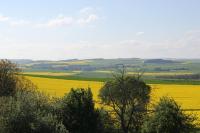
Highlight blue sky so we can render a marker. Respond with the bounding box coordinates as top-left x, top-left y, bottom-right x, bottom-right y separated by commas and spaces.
0, 0, 200, 60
